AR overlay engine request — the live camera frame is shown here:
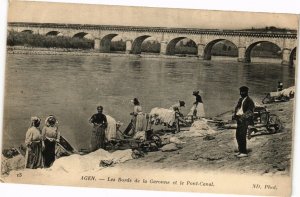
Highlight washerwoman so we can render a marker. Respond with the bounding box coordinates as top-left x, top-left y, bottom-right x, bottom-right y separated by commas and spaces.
129, 98, 145, 136
42, 115, 60, 168
25, 117, 44, 169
